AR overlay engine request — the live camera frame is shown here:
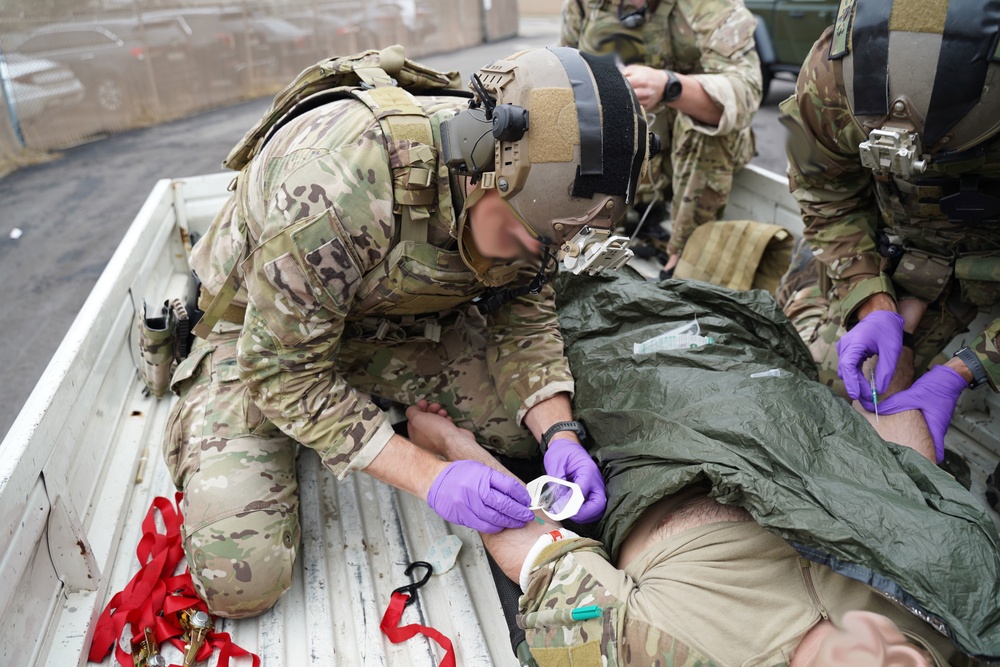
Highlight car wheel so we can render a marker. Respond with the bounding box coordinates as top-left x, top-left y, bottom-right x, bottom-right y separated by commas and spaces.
93, 75, 126, 113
